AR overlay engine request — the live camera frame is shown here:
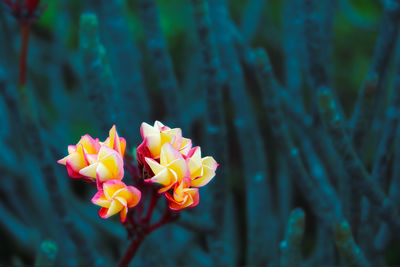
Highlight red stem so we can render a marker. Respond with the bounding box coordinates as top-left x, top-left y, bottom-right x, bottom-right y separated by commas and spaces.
119, 163, 180, 266
145, 207, 177, 234
118, 235, 145, 267
19, 24, 30, 90
136, 186, 147, 219
119, 205, 179, 267
142, 190, 160, 224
